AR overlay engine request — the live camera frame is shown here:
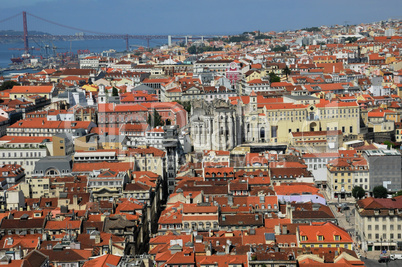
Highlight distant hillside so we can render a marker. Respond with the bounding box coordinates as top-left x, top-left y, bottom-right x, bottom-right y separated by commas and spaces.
0, 30, 51, 36
0, 30, 51, 44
